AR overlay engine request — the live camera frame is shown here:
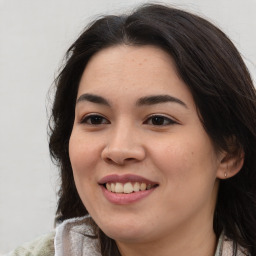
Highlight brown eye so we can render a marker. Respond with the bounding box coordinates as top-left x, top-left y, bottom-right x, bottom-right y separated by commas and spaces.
81, 115, 110, 125
144, 115, 176, 126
